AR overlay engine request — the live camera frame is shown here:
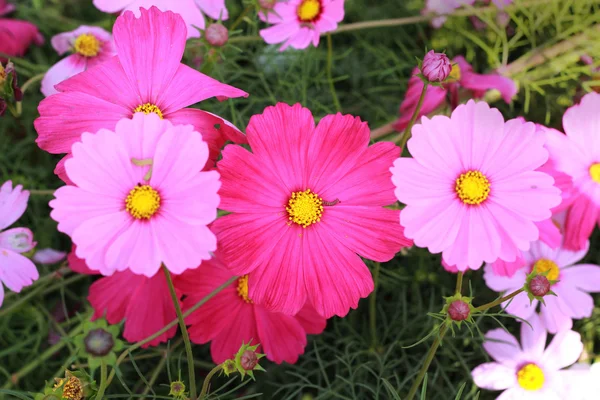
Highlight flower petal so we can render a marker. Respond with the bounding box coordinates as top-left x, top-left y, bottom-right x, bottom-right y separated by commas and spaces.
472, 362, 516, 390
483, 328, 522, 366
0, 181, 29, 231
255, 306, 307, 364
0, 228, 36, 253
520, 313, 547, 357
41, 55, 87, 97
542, 329, 583, 370
0, 249, 38, 292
